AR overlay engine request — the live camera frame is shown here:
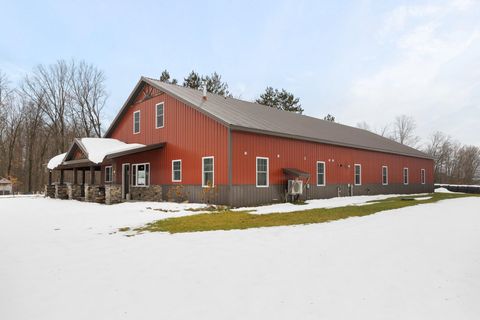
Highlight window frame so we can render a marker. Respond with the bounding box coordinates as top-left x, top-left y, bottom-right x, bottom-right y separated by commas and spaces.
132, 163, 150, 187
256, 157, 269, 188
403, 167, 409, 185
155, 102, 165, 129
133, 110, 140, 134
421, 168, 426, 185
354, 164, 362, 186
382, 165, 388, 186
202, 156, 214, 187
172, 159, 182, 182
104, 166, 113, 183
316, 161, 326, 186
